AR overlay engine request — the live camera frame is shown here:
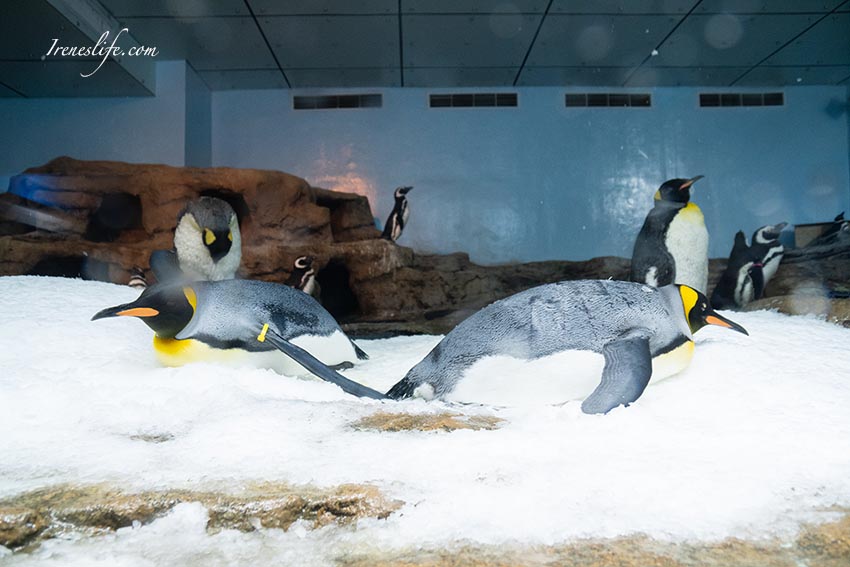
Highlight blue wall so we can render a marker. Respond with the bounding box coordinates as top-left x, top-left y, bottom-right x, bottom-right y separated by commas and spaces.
212, 86, 850, 264
0, 61, 198, 191
185, 66, 211, 168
